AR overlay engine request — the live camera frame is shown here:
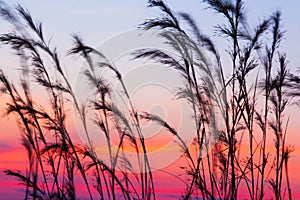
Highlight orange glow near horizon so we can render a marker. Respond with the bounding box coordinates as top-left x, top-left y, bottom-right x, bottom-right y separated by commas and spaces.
1, 127, 299, 199
1, 92, 300, 199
